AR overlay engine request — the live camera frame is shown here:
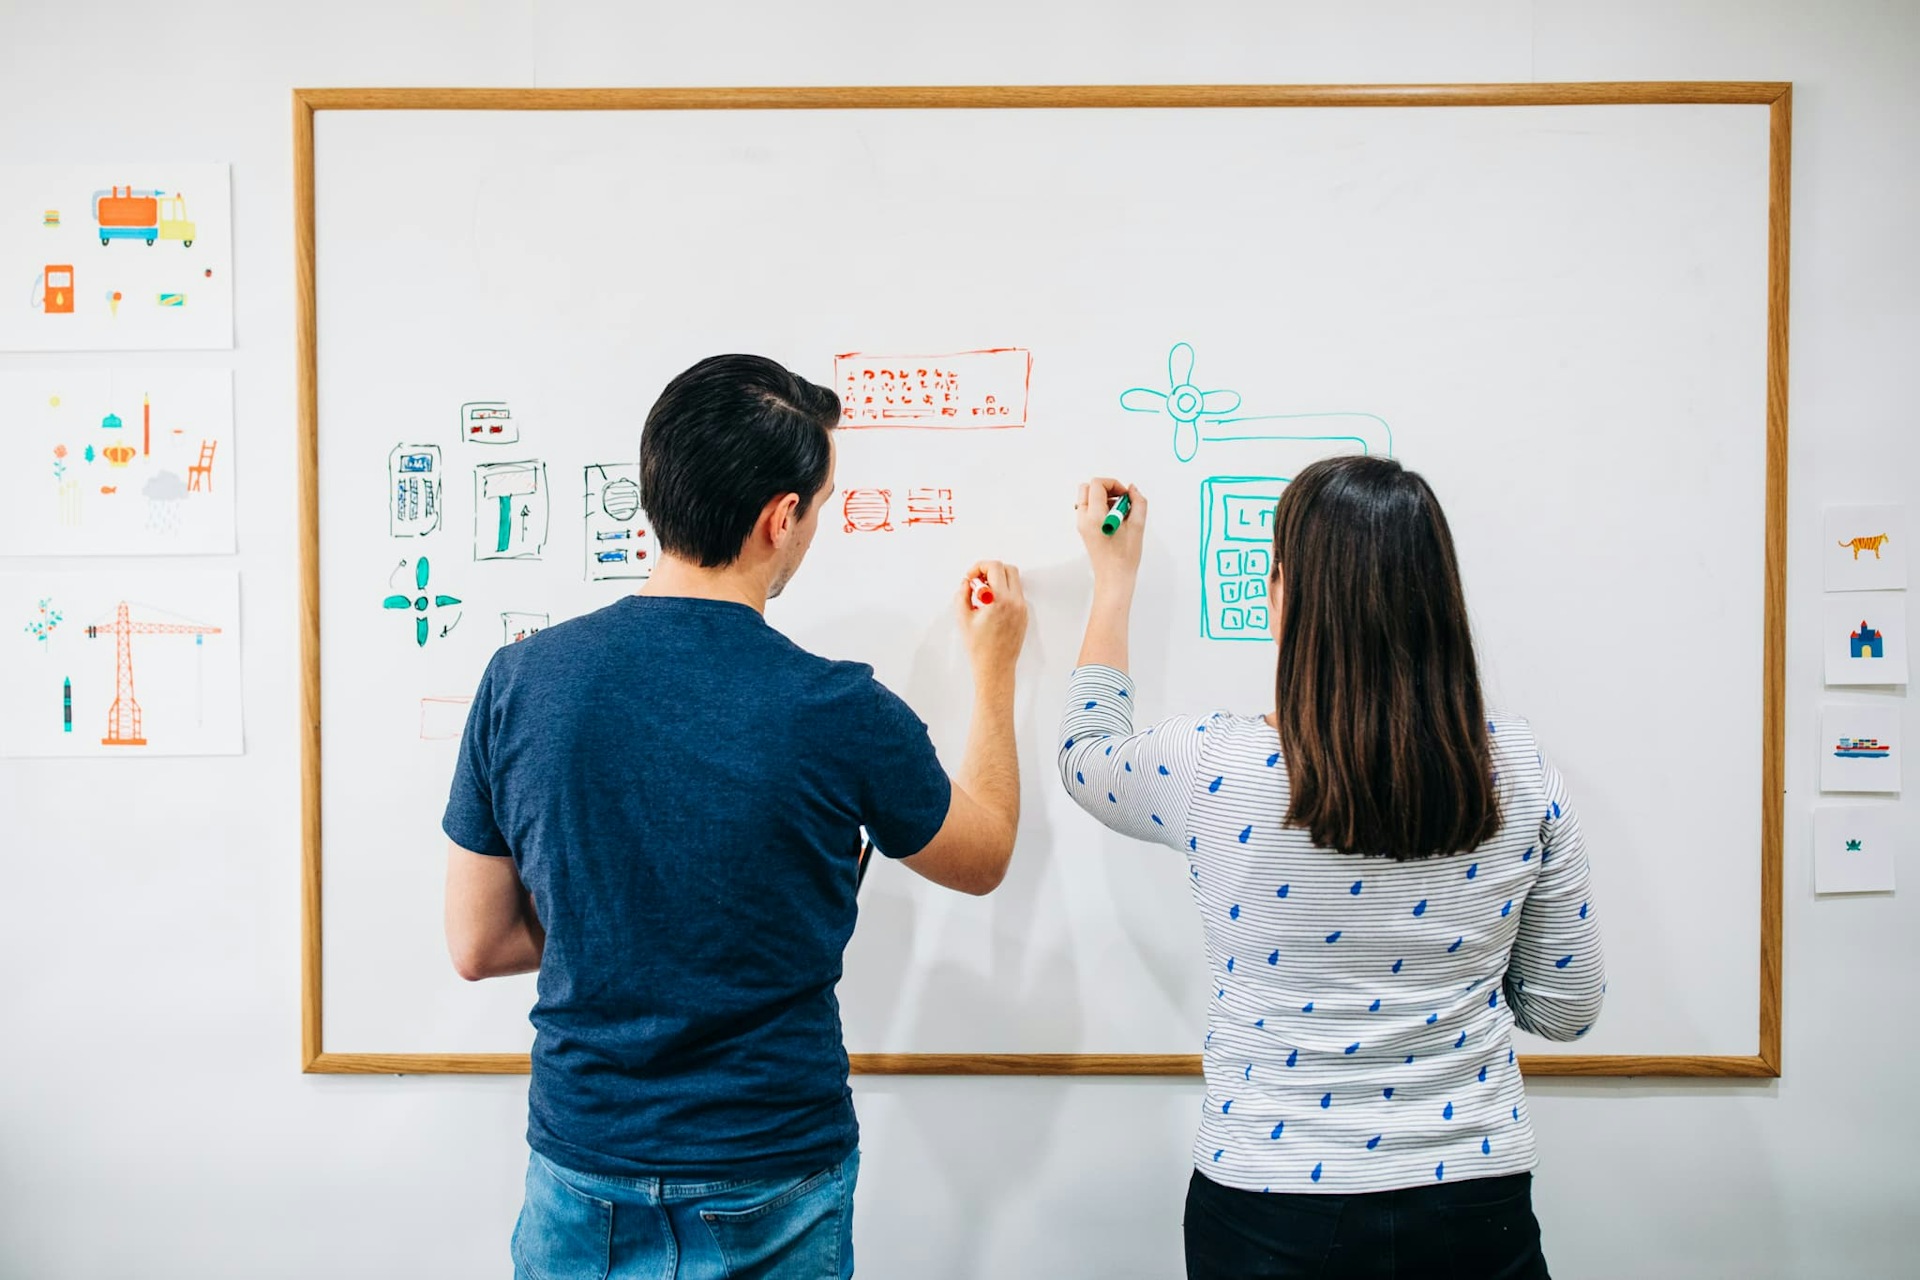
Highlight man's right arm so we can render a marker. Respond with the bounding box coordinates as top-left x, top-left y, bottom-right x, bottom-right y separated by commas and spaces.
896, 560, 1028, 896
